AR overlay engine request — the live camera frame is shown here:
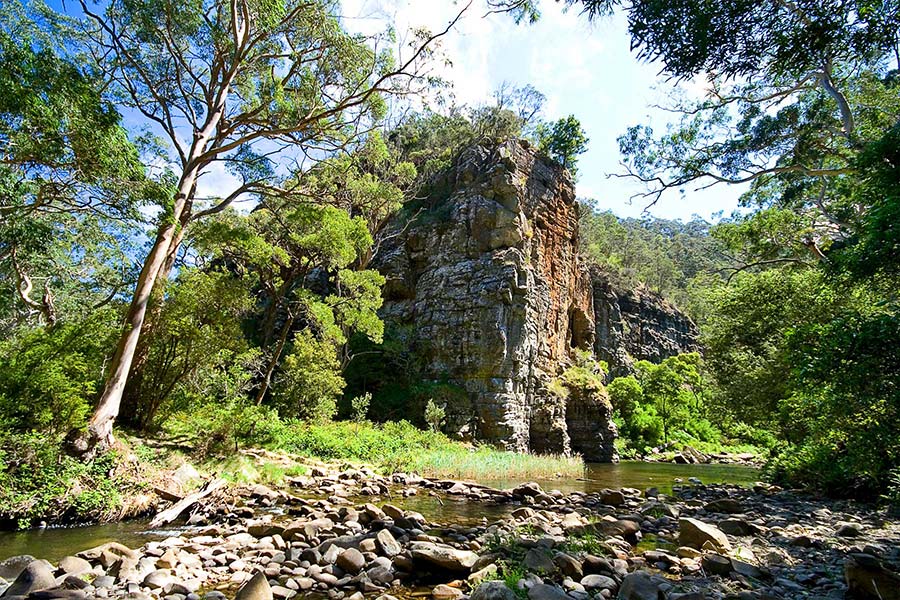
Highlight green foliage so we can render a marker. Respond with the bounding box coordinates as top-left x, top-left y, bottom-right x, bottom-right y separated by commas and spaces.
275, 330, 345, 422
558, 350, 606, 394
390, 85, 546, 188
424, 399, 446, 433
634, 353, 703, 444
164, 400, 287, 456
0, 1, 150, 330
701, 269, 838, 433
404, 446, 583, 480
608, 376, 642, 421
350, 392, 371, 423
0, 309, 119, 435
130, 269, 254, 429
578, 206, 727, 320
609, 353, 737, 454
0, 433, 121, 528
536, 115, 589, 176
